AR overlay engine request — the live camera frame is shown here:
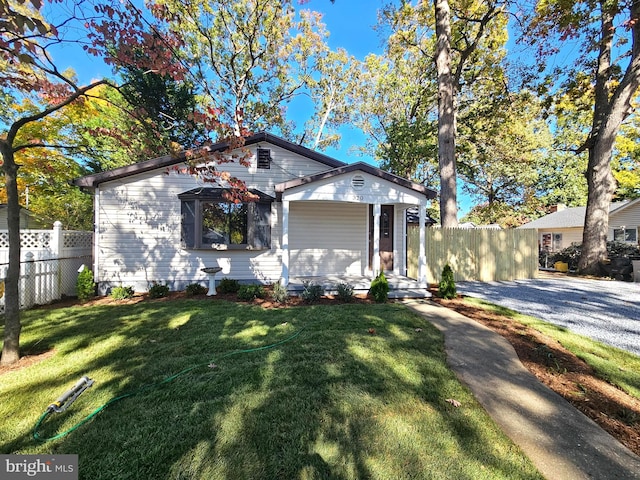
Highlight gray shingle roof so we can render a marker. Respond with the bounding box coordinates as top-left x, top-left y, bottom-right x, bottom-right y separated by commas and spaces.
518, 201, 631, 229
